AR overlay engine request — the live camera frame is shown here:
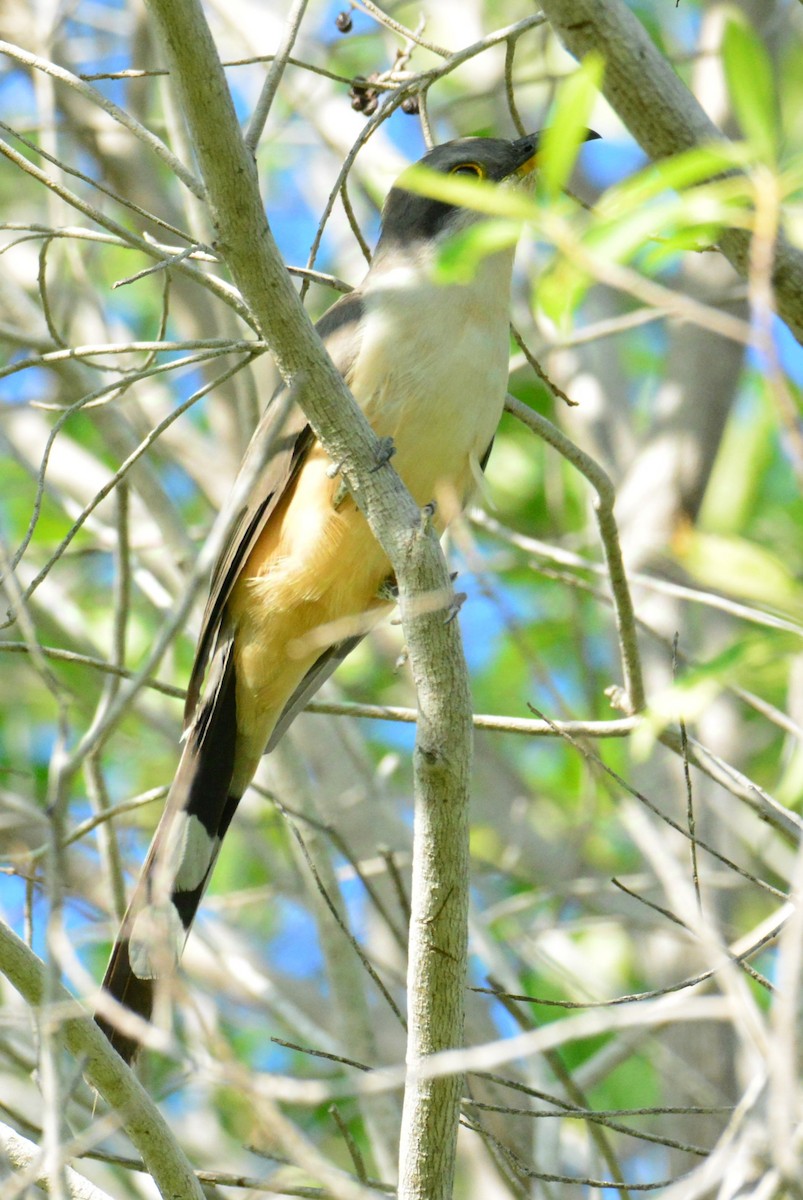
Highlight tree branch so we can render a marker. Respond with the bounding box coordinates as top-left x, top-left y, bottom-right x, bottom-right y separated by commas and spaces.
504, 396, 645, 713
141, 0, 474, 1194
0, 1120, 115, 1200
0, 921, 205, 1200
